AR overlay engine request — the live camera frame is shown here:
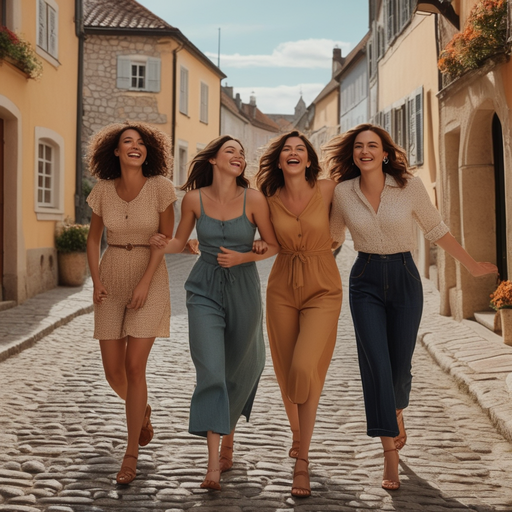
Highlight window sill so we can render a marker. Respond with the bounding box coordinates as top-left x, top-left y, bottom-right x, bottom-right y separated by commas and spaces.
36, 46, 60, 68
179, 111, 190, 118
36, 210, 64, 221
